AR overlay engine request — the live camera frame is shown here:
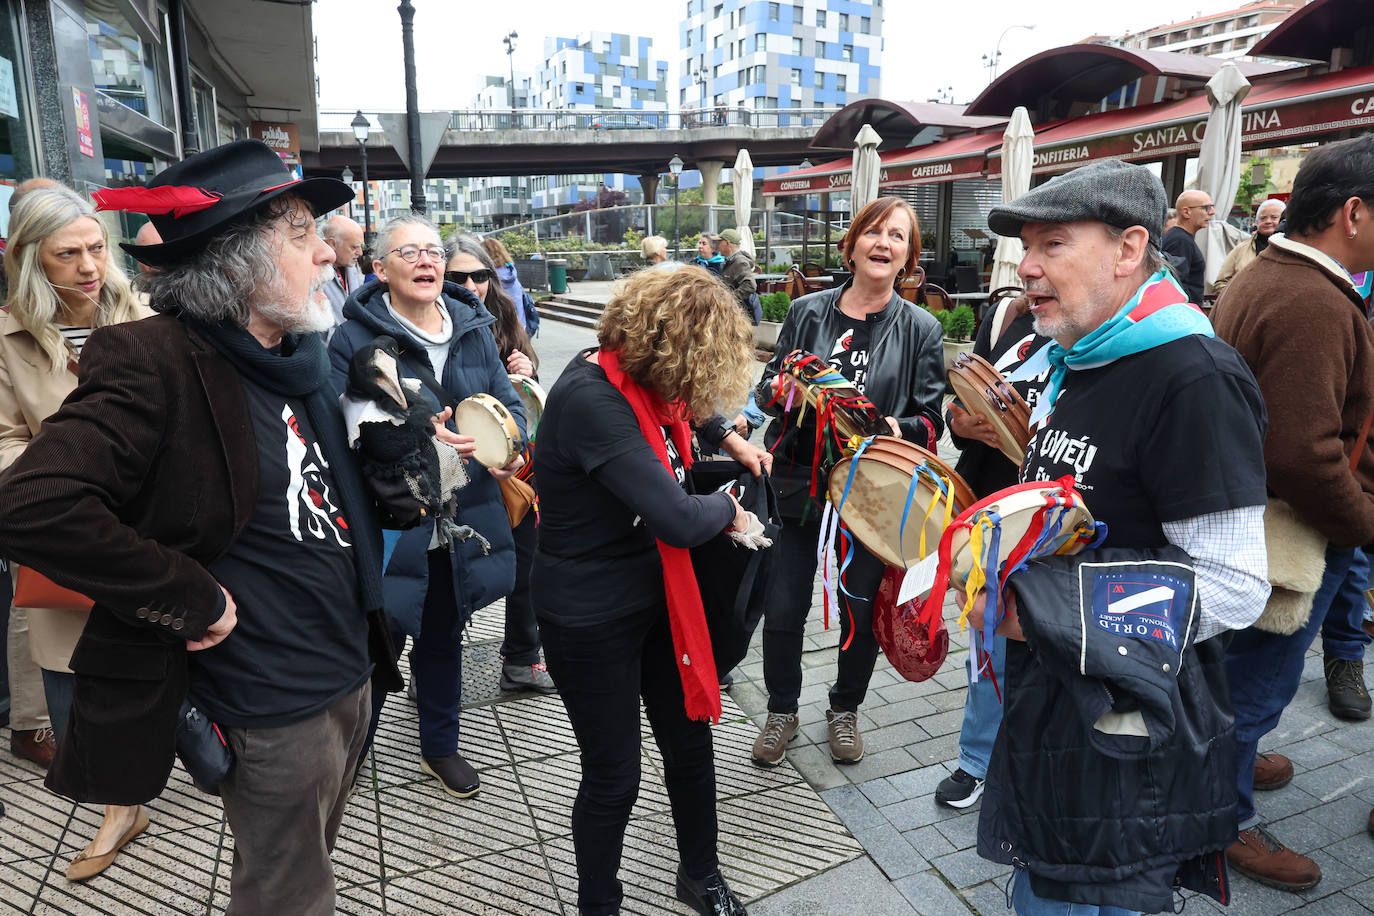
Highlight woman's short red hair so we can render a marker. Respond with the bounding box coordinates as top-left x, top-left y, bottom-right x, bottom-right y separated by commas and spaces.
840, 197, 921, 279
